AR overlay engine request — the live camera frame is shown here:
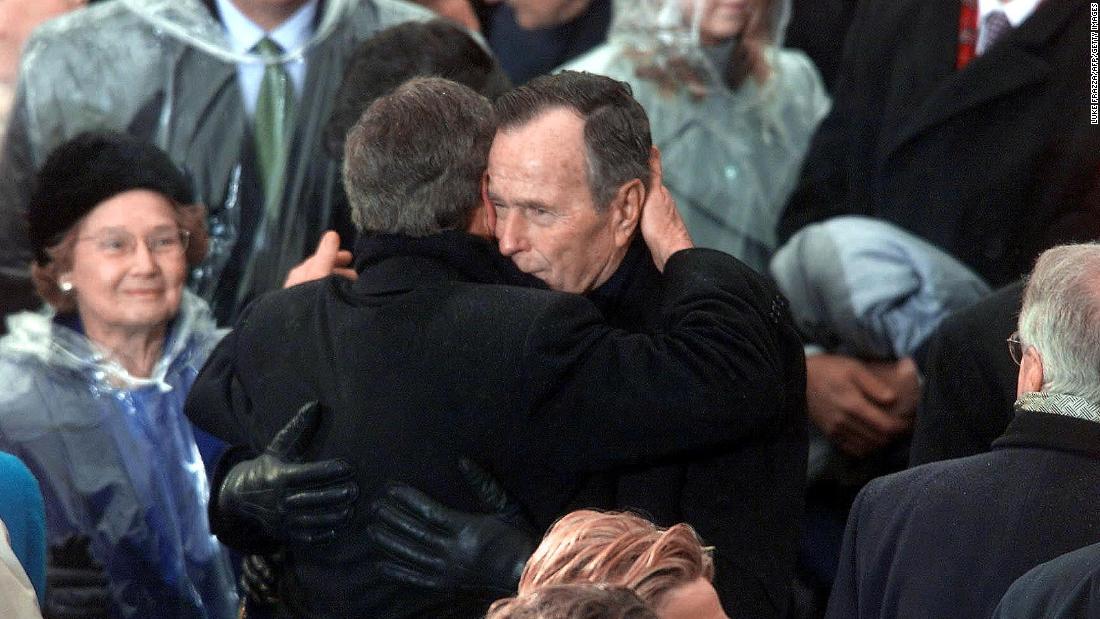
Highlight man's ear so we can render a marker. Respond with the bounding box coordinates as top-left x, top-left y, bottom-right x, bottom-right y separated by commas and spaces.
466, 172, 496, 239
1016, 345, 1045, 397
482, 172, 497, 236
609, 178, 644, 248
